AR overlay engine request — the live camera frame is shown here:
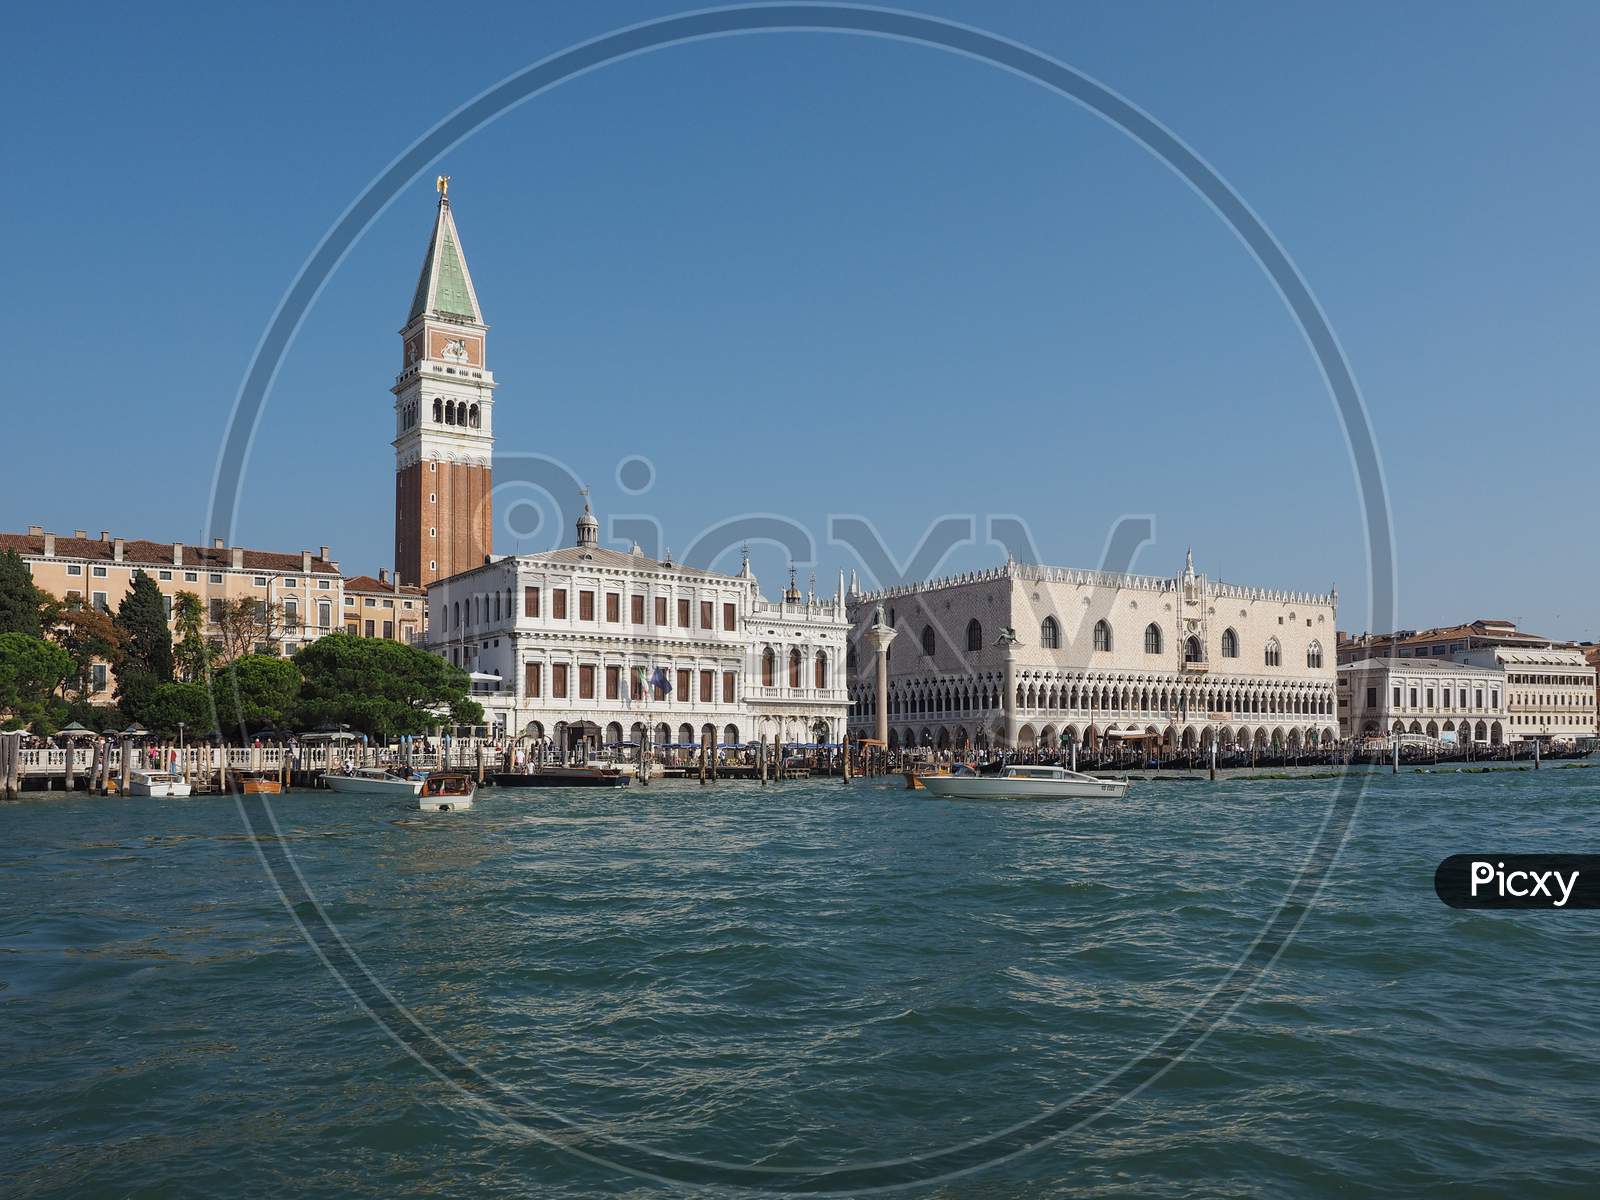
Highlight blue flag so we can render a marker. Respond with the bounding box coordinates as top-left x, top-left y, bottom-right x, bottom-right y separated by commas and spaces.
650, 666, 672, 695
